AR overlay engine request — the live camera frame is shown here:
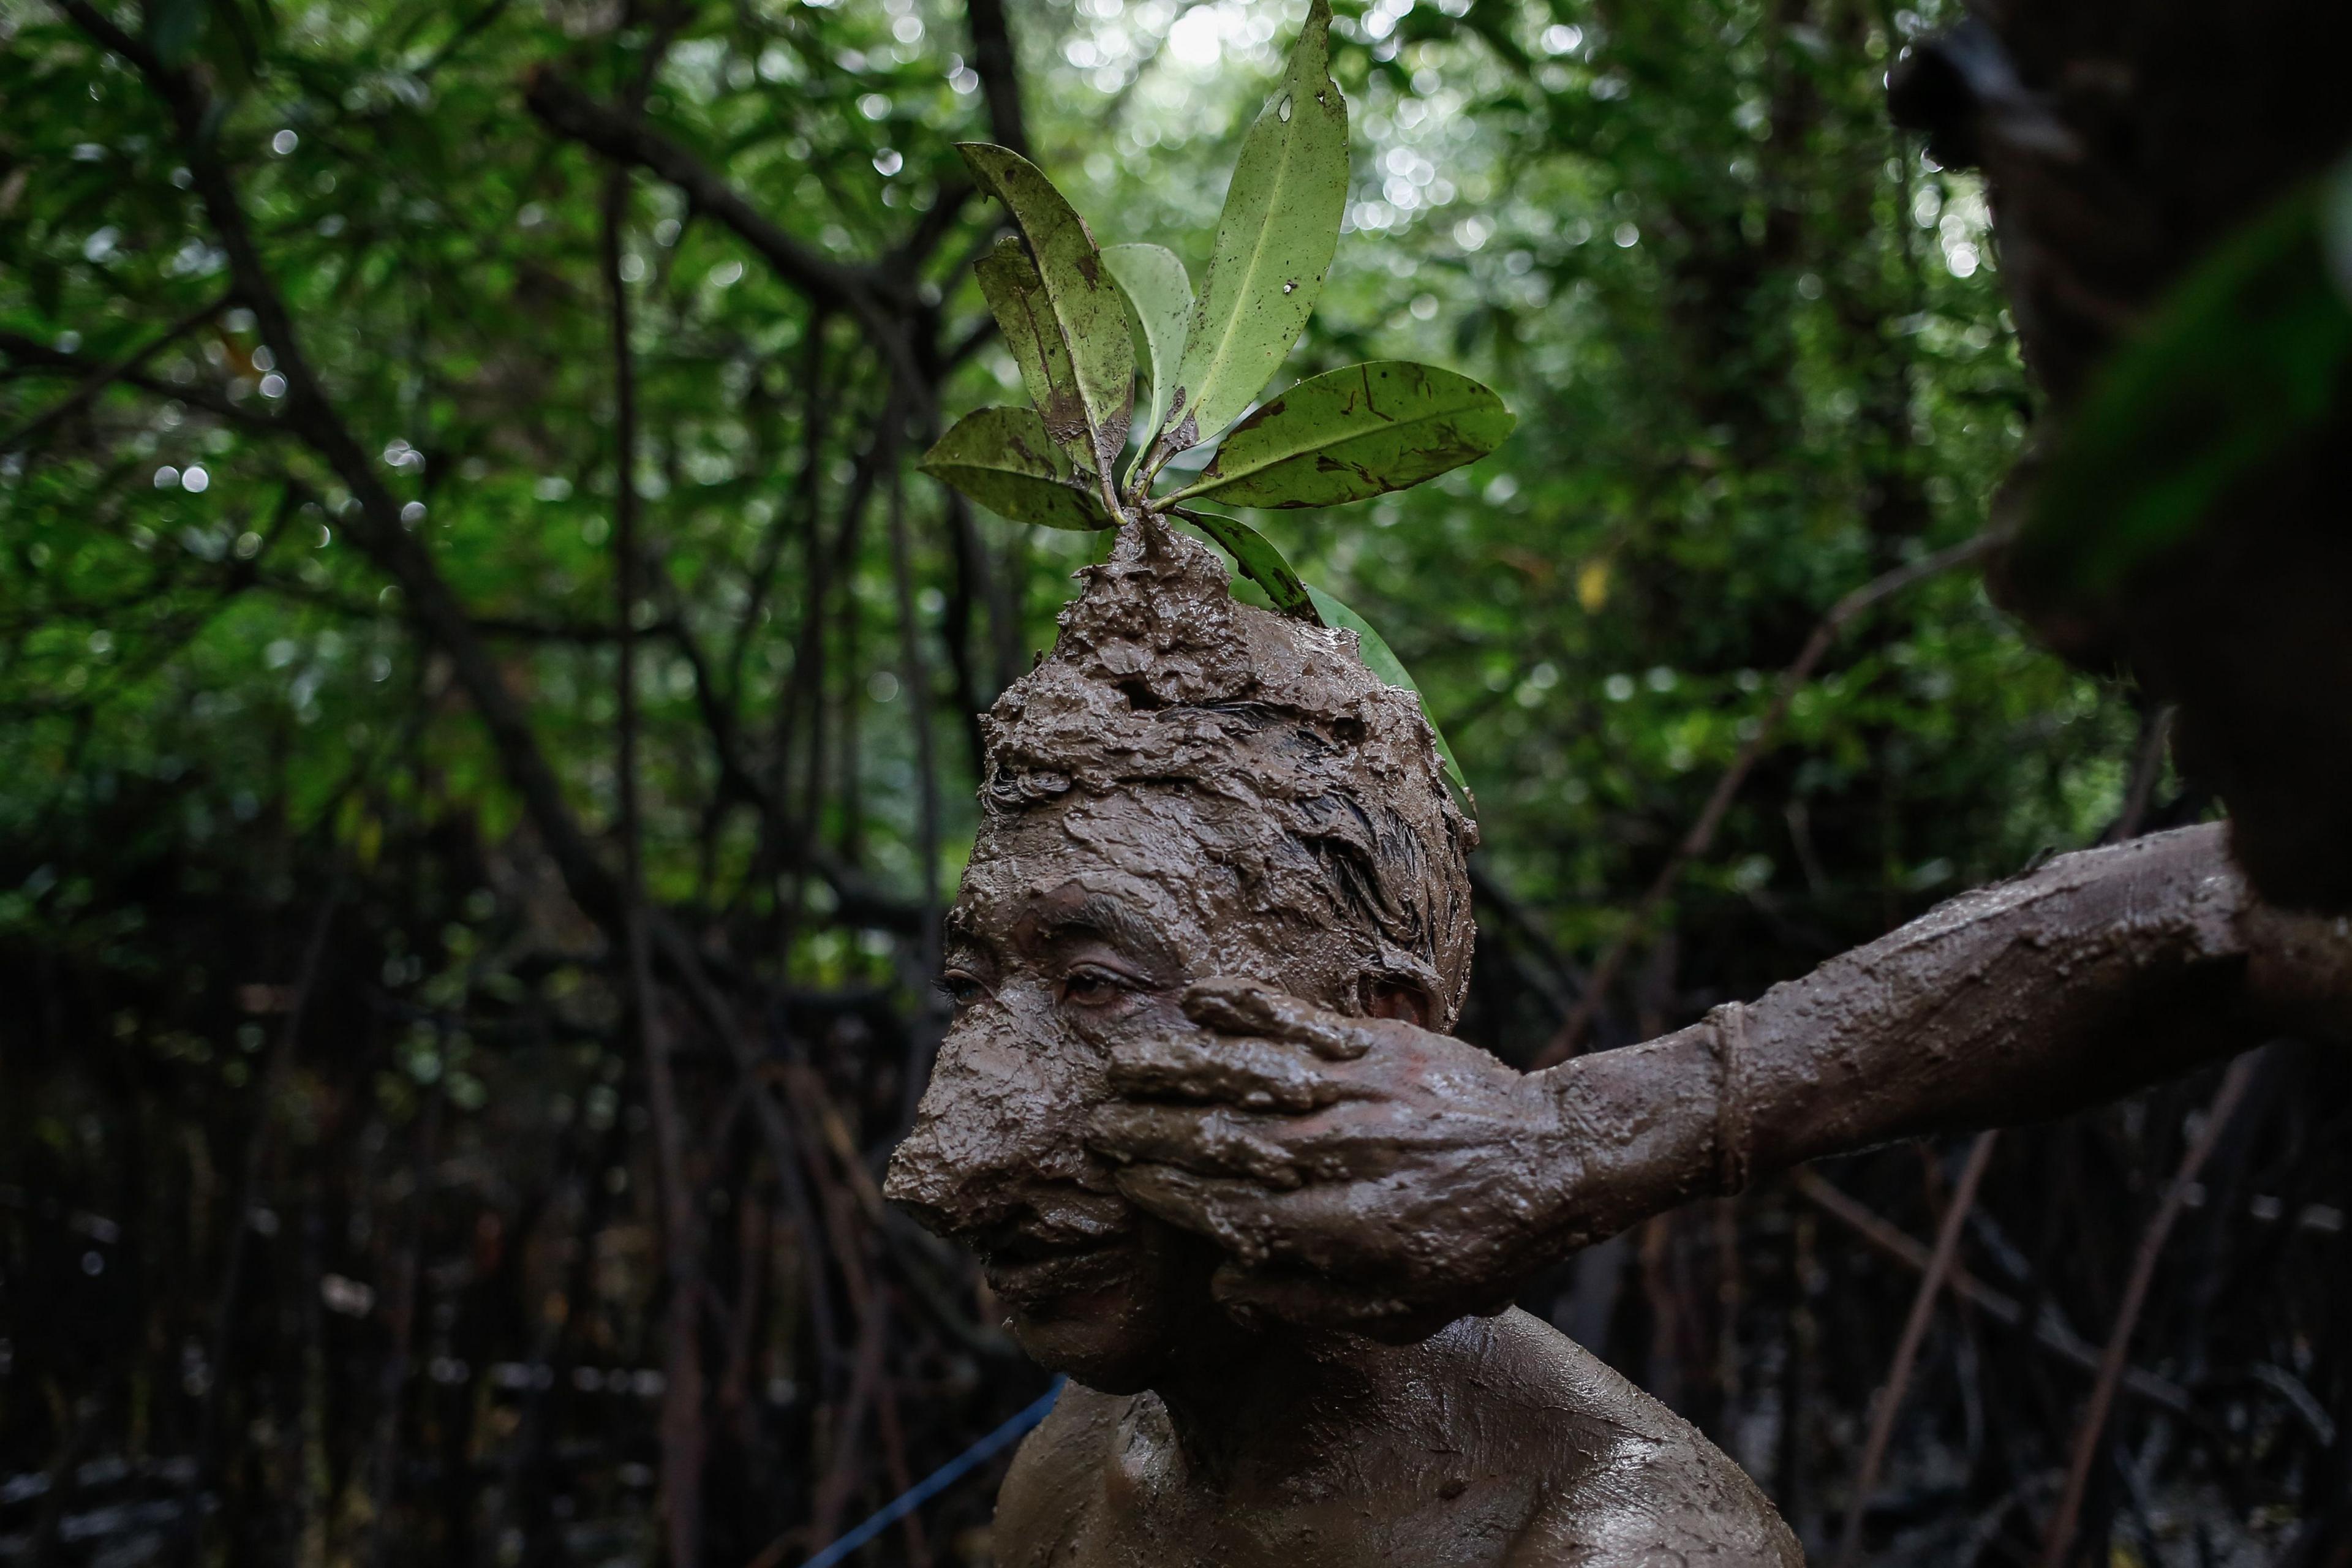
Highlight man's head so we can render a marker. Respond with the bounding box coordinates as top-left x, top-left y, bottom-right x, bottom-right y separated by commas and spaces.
884, 527, 1476, 1389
